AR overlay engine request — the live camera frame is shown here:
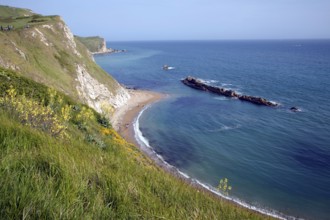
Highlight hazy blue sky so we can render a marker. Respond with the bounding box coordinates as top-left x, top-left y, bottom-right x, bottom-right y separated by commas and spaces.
1, 0, 330, 41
